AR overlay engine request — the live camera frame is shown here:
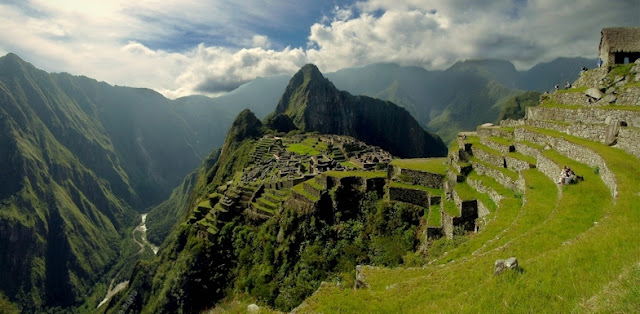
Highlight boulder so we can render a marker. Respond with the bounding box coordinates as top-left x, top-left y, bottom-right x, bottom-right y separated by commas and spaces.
585, 88, 603, 100
494, 257, 519, 275
354, 265, 369, 289
247, 304, 260, 312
